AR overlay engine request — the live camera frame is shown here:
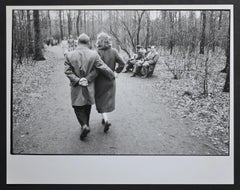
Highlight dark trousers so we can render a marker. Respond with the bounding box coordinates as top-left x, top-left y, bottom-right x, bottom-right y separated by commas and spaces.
133, 62, 143, 74
125, 60, 136, 71
73, 105, 92, 127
